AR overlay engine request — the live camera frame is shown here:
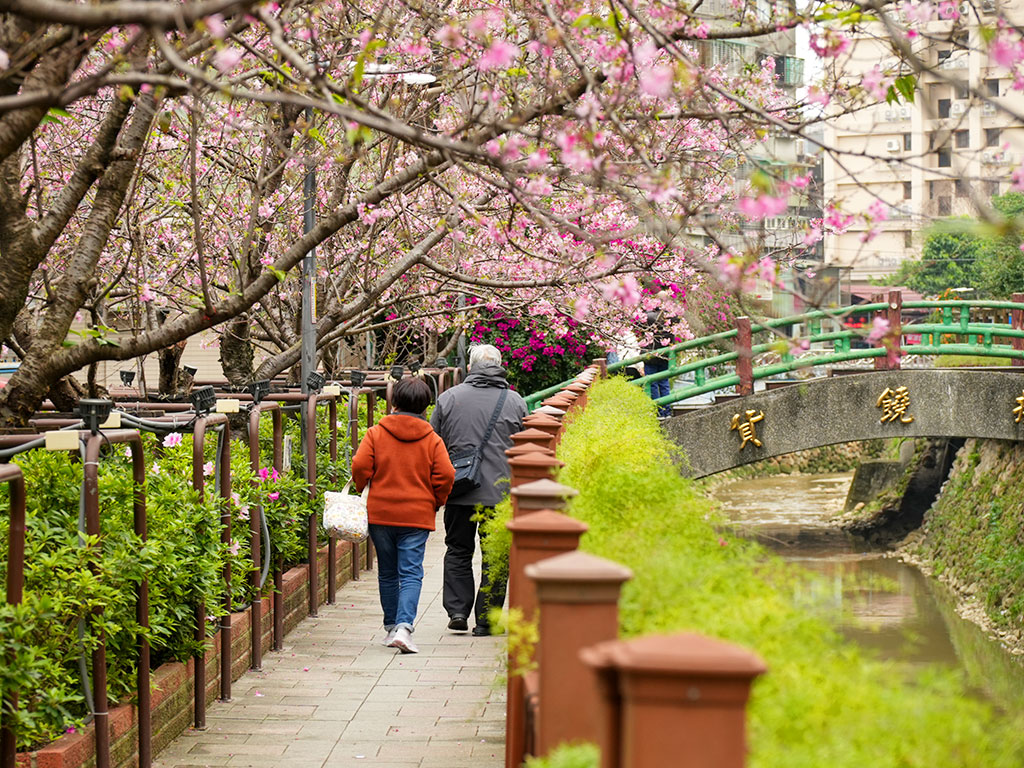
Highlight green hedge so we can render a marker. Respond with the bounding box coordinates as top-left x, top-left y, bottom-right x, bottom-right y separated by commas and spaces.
548, 377, 1024, 768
